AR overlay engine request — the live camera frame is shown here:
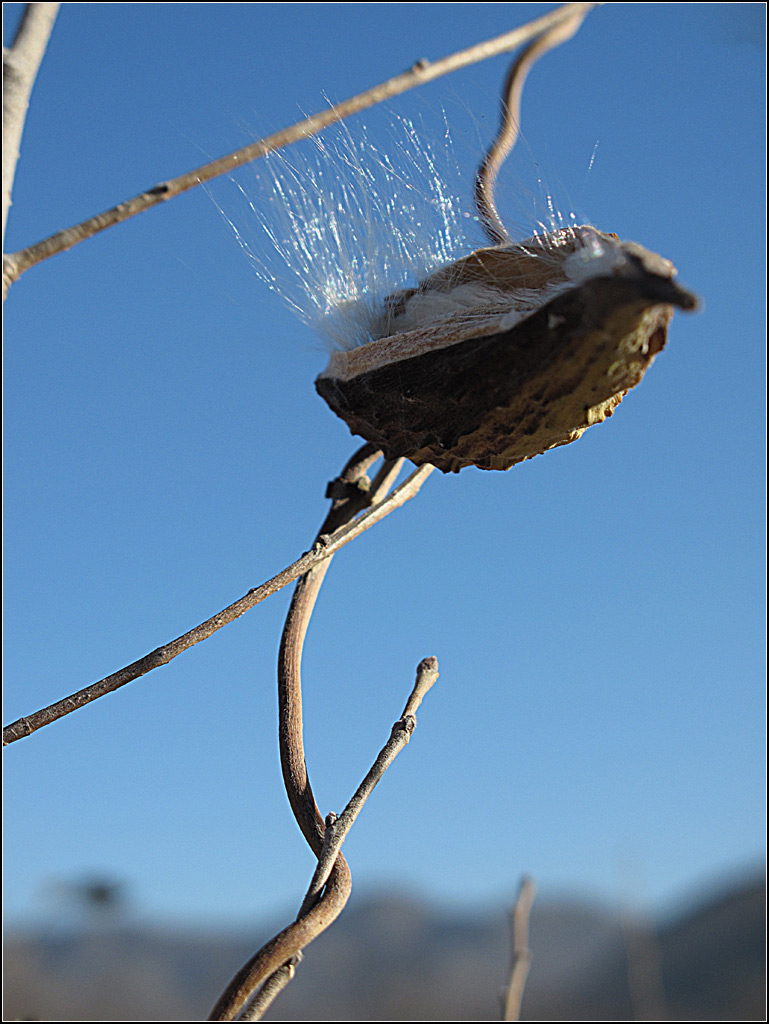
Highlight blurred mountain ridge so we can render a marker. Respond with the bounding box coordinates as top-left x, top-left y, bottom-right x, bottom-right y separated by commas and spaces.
3, 869, 765, 1021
